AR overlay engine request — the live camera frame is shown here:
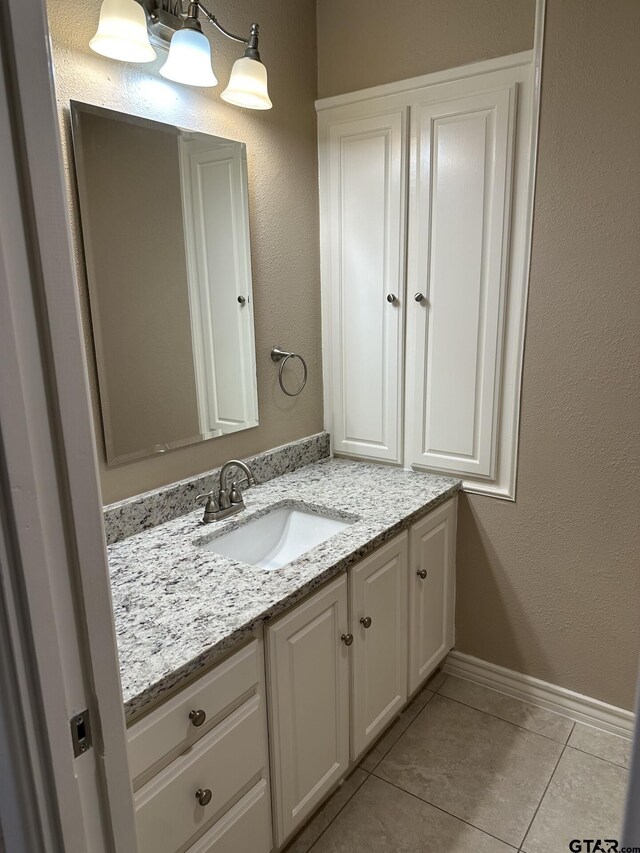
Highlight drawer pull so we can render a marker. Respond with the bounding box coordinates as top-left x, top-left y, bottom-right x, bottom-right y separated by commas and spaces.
341, 633, 354, 646
359, 616, 372, 629
189, 709, 207, 727
417, 569, 428, 579
195, 788, 212, 807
